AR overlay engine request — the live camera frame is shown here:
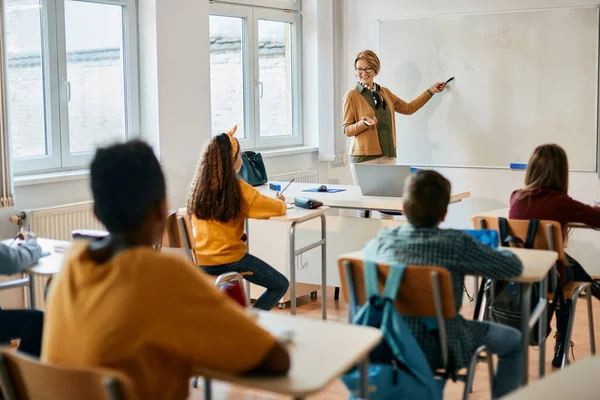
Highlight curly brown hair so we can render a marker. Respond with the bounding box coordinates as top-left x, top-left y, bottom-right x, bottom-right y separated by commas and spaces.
187, 133, 242, 222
